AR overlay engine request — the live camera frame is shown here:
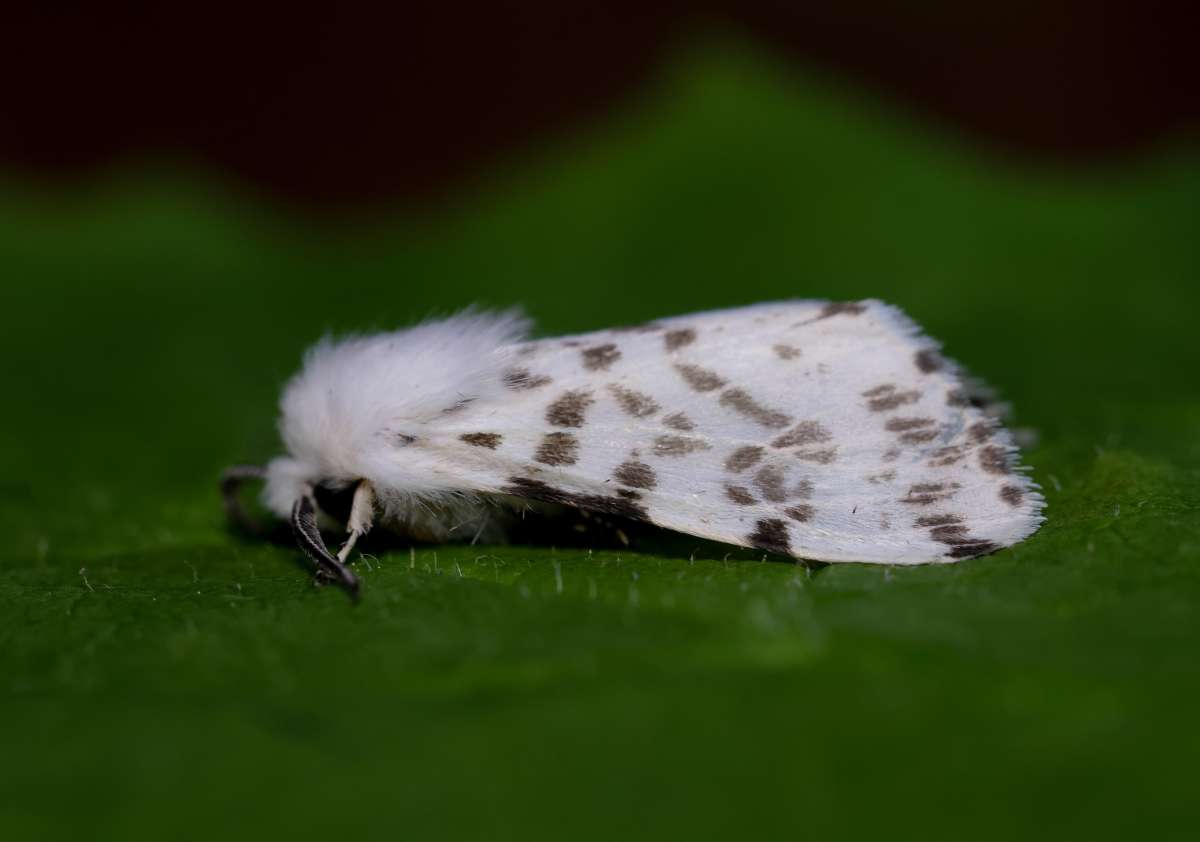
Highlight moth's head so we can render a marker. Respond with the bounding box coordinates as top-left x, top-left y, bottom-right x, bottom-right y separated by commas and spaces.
261, 457, 358, 523
220, 460, 366, 600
